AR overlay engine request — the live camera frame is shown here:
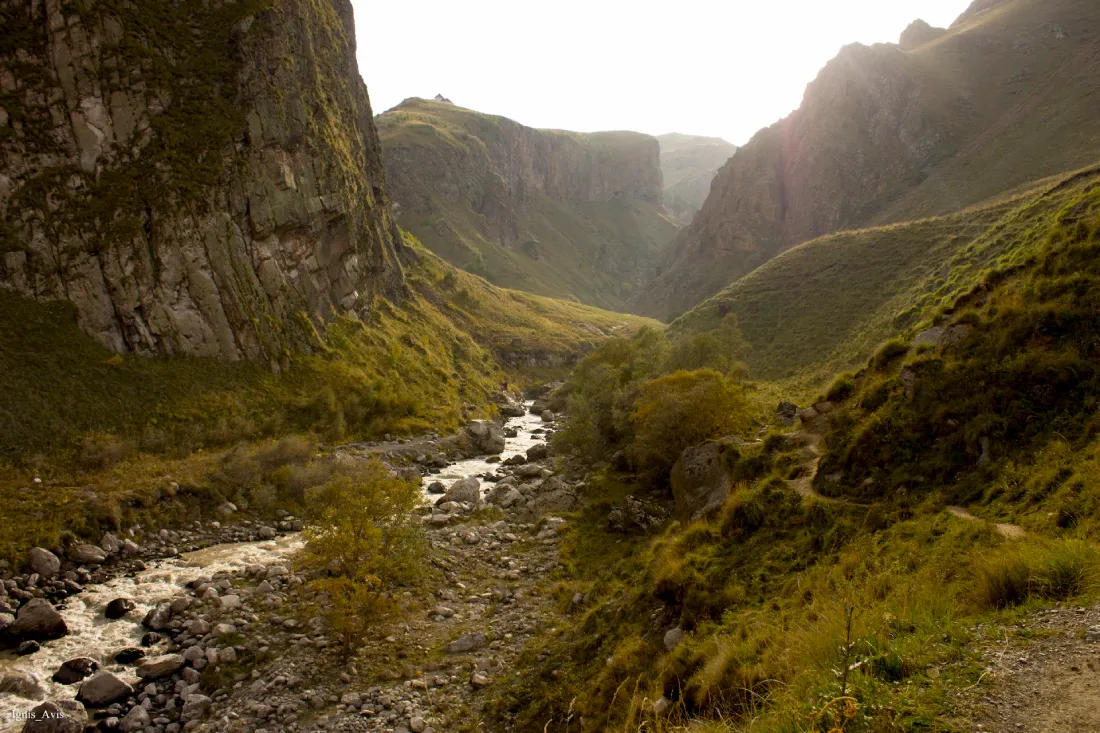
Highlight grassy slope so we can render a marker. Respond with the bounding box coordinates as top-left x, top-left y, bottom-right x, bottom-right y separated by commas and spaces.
488, 161, 1100, 733
378, 102, 678, 311
0, 241, 657, 557
671, 165, 1100, 397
